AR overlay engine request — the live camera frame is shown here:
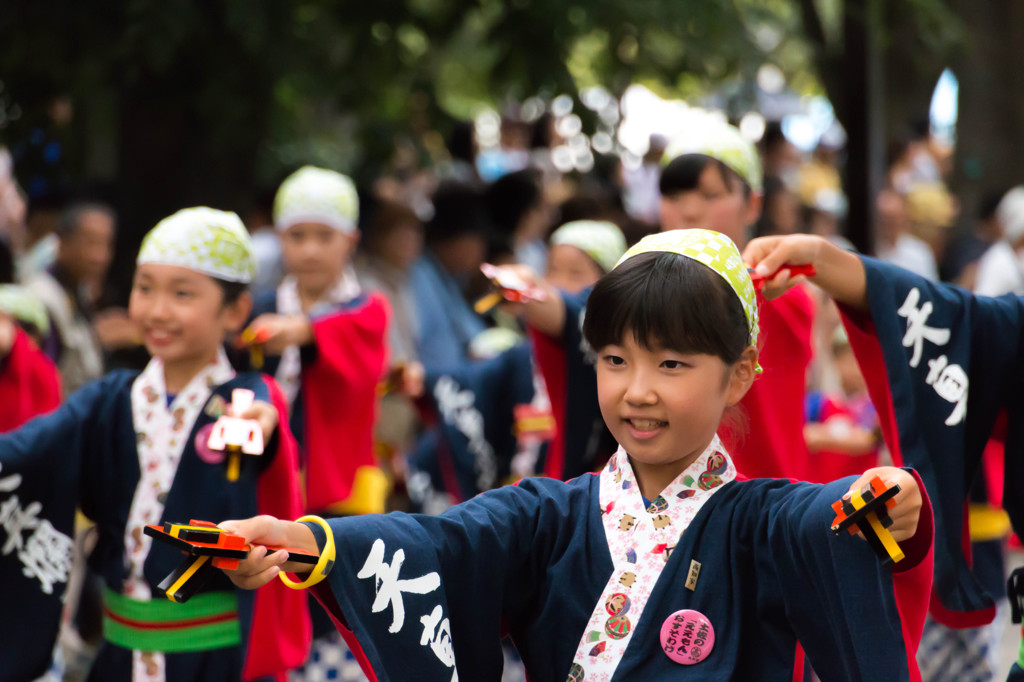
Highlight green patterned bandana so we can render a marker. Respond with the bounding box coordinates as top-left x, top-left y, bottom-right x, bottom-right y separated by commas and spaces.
274, 166, 359, 233
550, 220, 627, 273
616, 229, 761, 370
0, 285, 50, 336
137, 207, 256, 283
663, 119, 763, 193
